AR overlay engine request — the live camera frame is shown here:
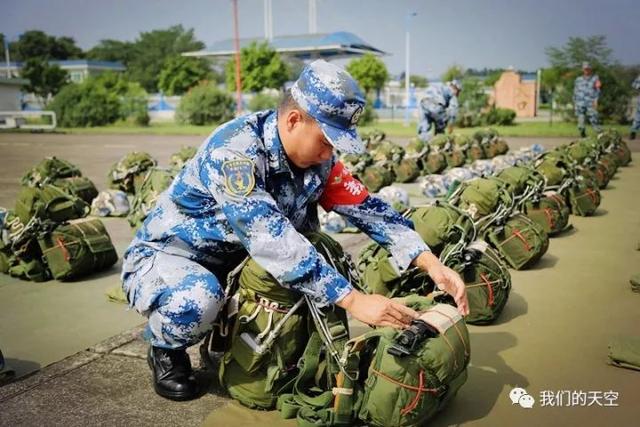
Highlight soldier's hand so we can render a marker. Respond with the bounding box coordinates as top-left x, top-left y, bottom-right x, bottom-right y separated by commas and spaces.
336, 290, 419, 329
413, 251, 470, 316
